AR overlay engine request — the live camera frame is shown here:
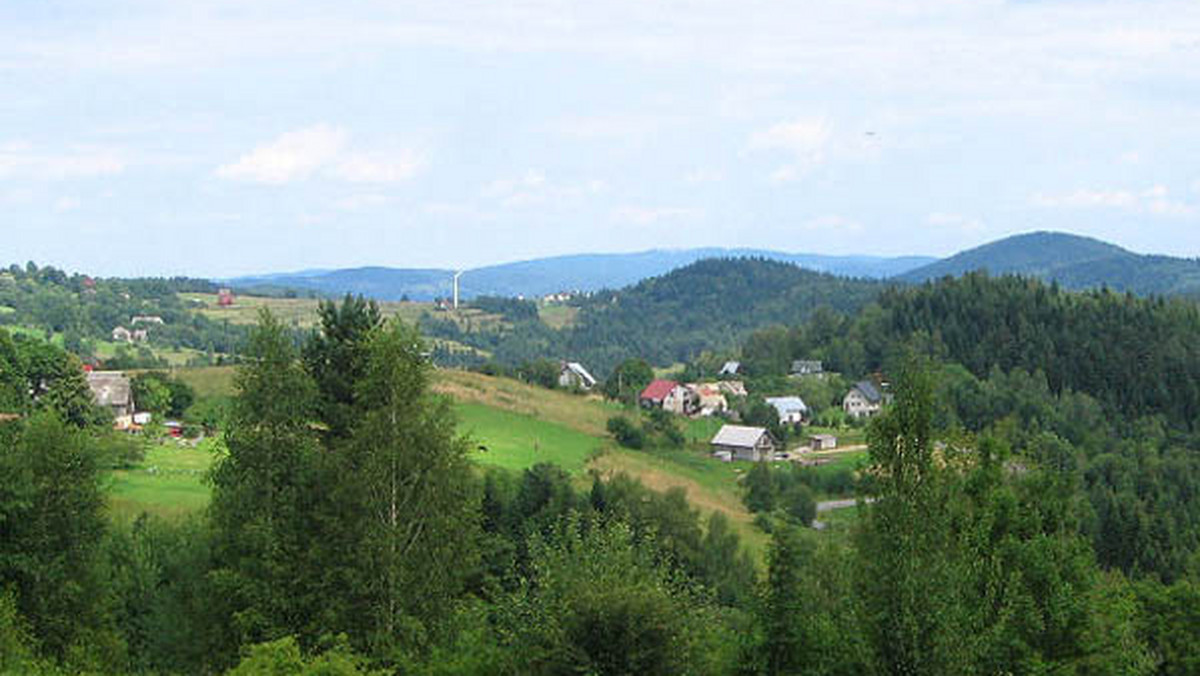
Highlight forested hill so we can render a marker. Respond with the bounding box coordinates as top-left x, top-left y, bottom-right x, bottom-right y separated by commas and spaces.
899, 231, 1200, 296
232, 248, 931, 301
562, 258, 884, 373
